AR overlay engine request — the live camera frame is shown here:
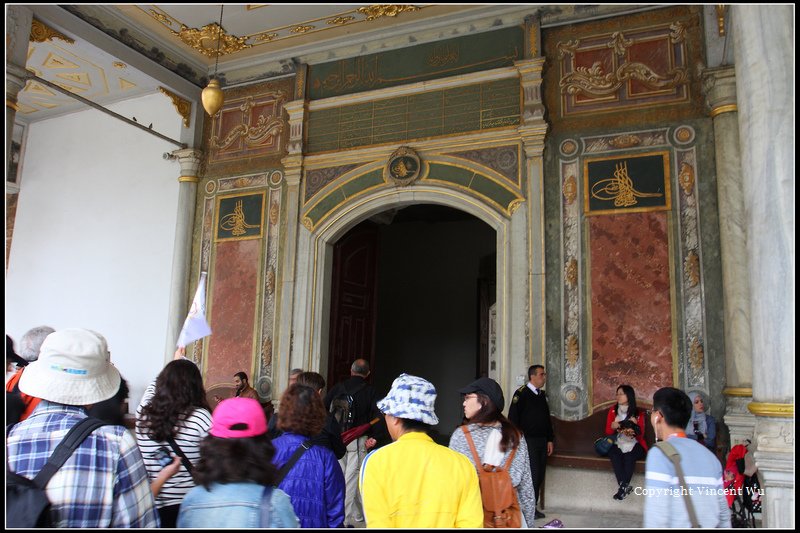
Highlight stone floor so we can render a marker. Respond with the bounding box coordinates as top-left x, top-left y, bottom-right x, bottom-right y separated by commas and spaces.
350, 507, 760, 528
